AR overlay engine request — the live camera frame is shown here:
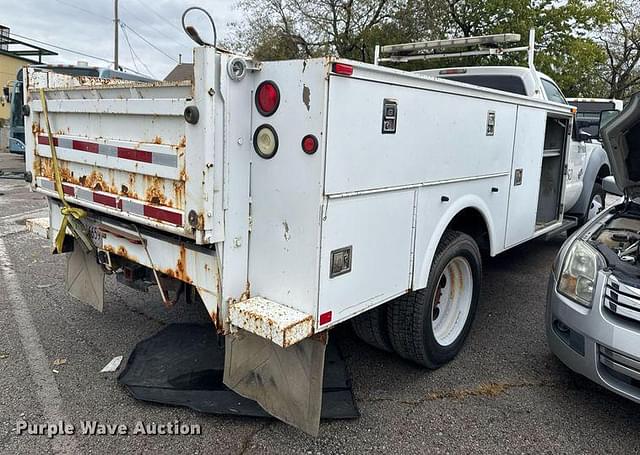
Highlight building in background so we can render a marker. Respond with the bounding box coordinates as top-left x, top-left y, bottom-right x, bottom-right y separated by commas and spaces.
164, 63, 193, 82
0, 25, 57, 121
